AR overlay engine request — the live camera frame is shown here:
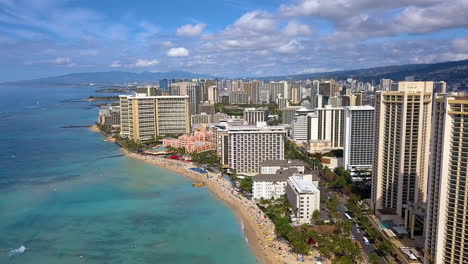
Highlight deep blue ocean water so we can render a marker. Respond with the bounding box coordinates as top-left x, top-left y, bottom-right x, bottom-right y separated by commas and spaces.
0, 85, 256, 264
